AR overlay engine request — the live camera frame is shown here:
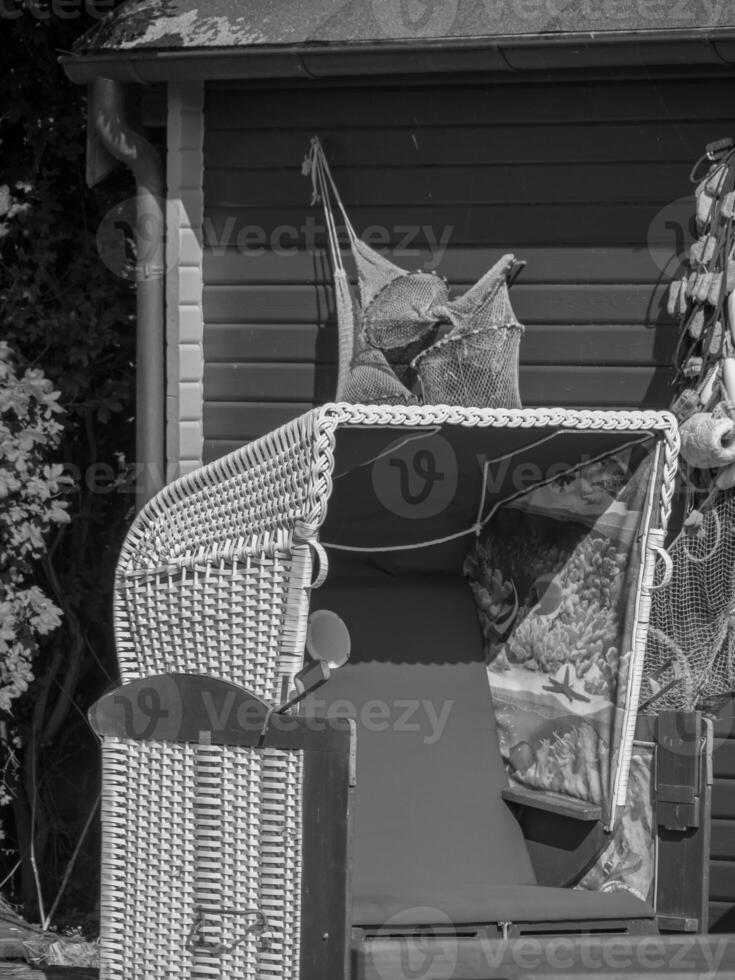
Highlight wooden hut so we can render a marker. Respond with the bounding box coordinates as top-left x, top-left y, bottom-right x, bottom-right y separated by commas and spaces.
63, 0, 735, 933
